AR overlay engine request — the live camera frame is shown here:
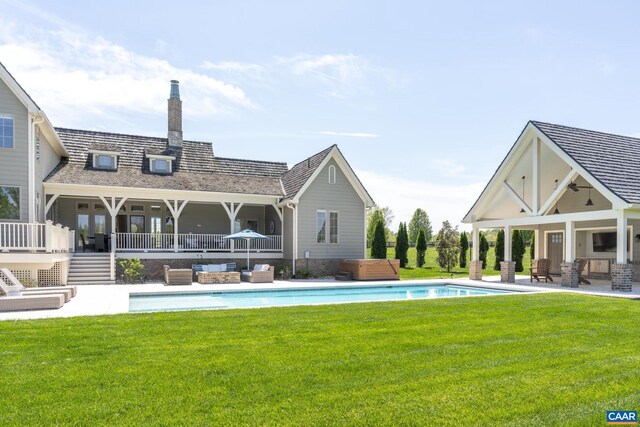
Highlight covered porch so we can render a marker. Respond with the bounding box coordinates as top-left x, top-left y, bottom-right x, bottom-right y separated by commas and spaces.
43, 184, 284, 256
